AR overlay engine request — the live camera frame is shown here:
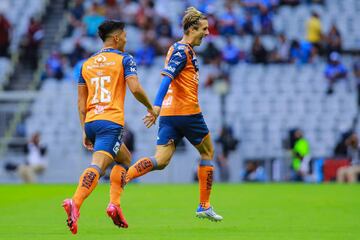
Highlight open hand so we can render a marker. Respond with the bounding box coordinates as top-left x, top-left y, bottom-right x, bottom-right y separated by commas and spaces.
82, 131, 93, 151
143, 106, 160, 128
